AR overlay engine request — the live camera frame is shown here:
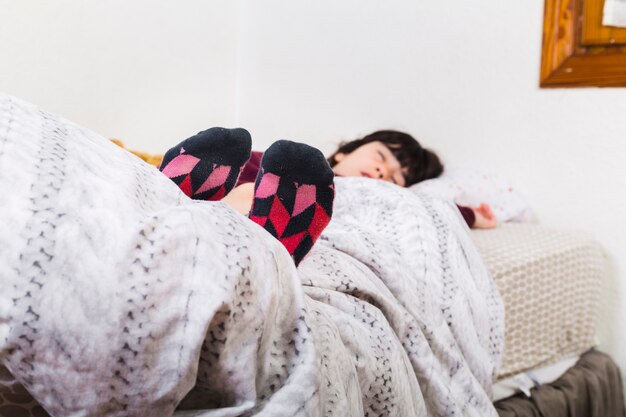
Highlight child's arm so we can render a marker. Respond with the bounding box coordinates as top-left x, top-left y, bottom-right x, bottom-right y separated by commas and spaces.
456, 205, 476, 228
457, 203, 497, 229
